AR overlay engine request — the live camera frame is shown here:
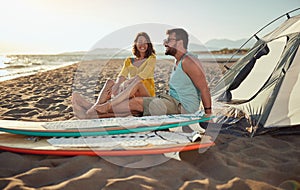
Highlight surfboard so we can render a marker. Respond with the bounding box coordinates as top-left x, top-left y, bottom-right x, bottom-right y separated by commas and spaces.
0, 131, 215, 156
0, 113, 213, 137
